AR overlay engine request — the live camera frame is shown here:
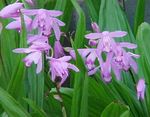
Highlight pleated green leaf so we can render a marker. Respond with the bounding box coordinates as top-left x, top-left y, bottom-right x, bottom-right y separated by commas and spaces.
136, 22, 150, 114
7, 14, 27, 99
70, 40, 88, 117
0, 2, 19, 89
113, 80, 147, 117
0, 87, 31, 117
